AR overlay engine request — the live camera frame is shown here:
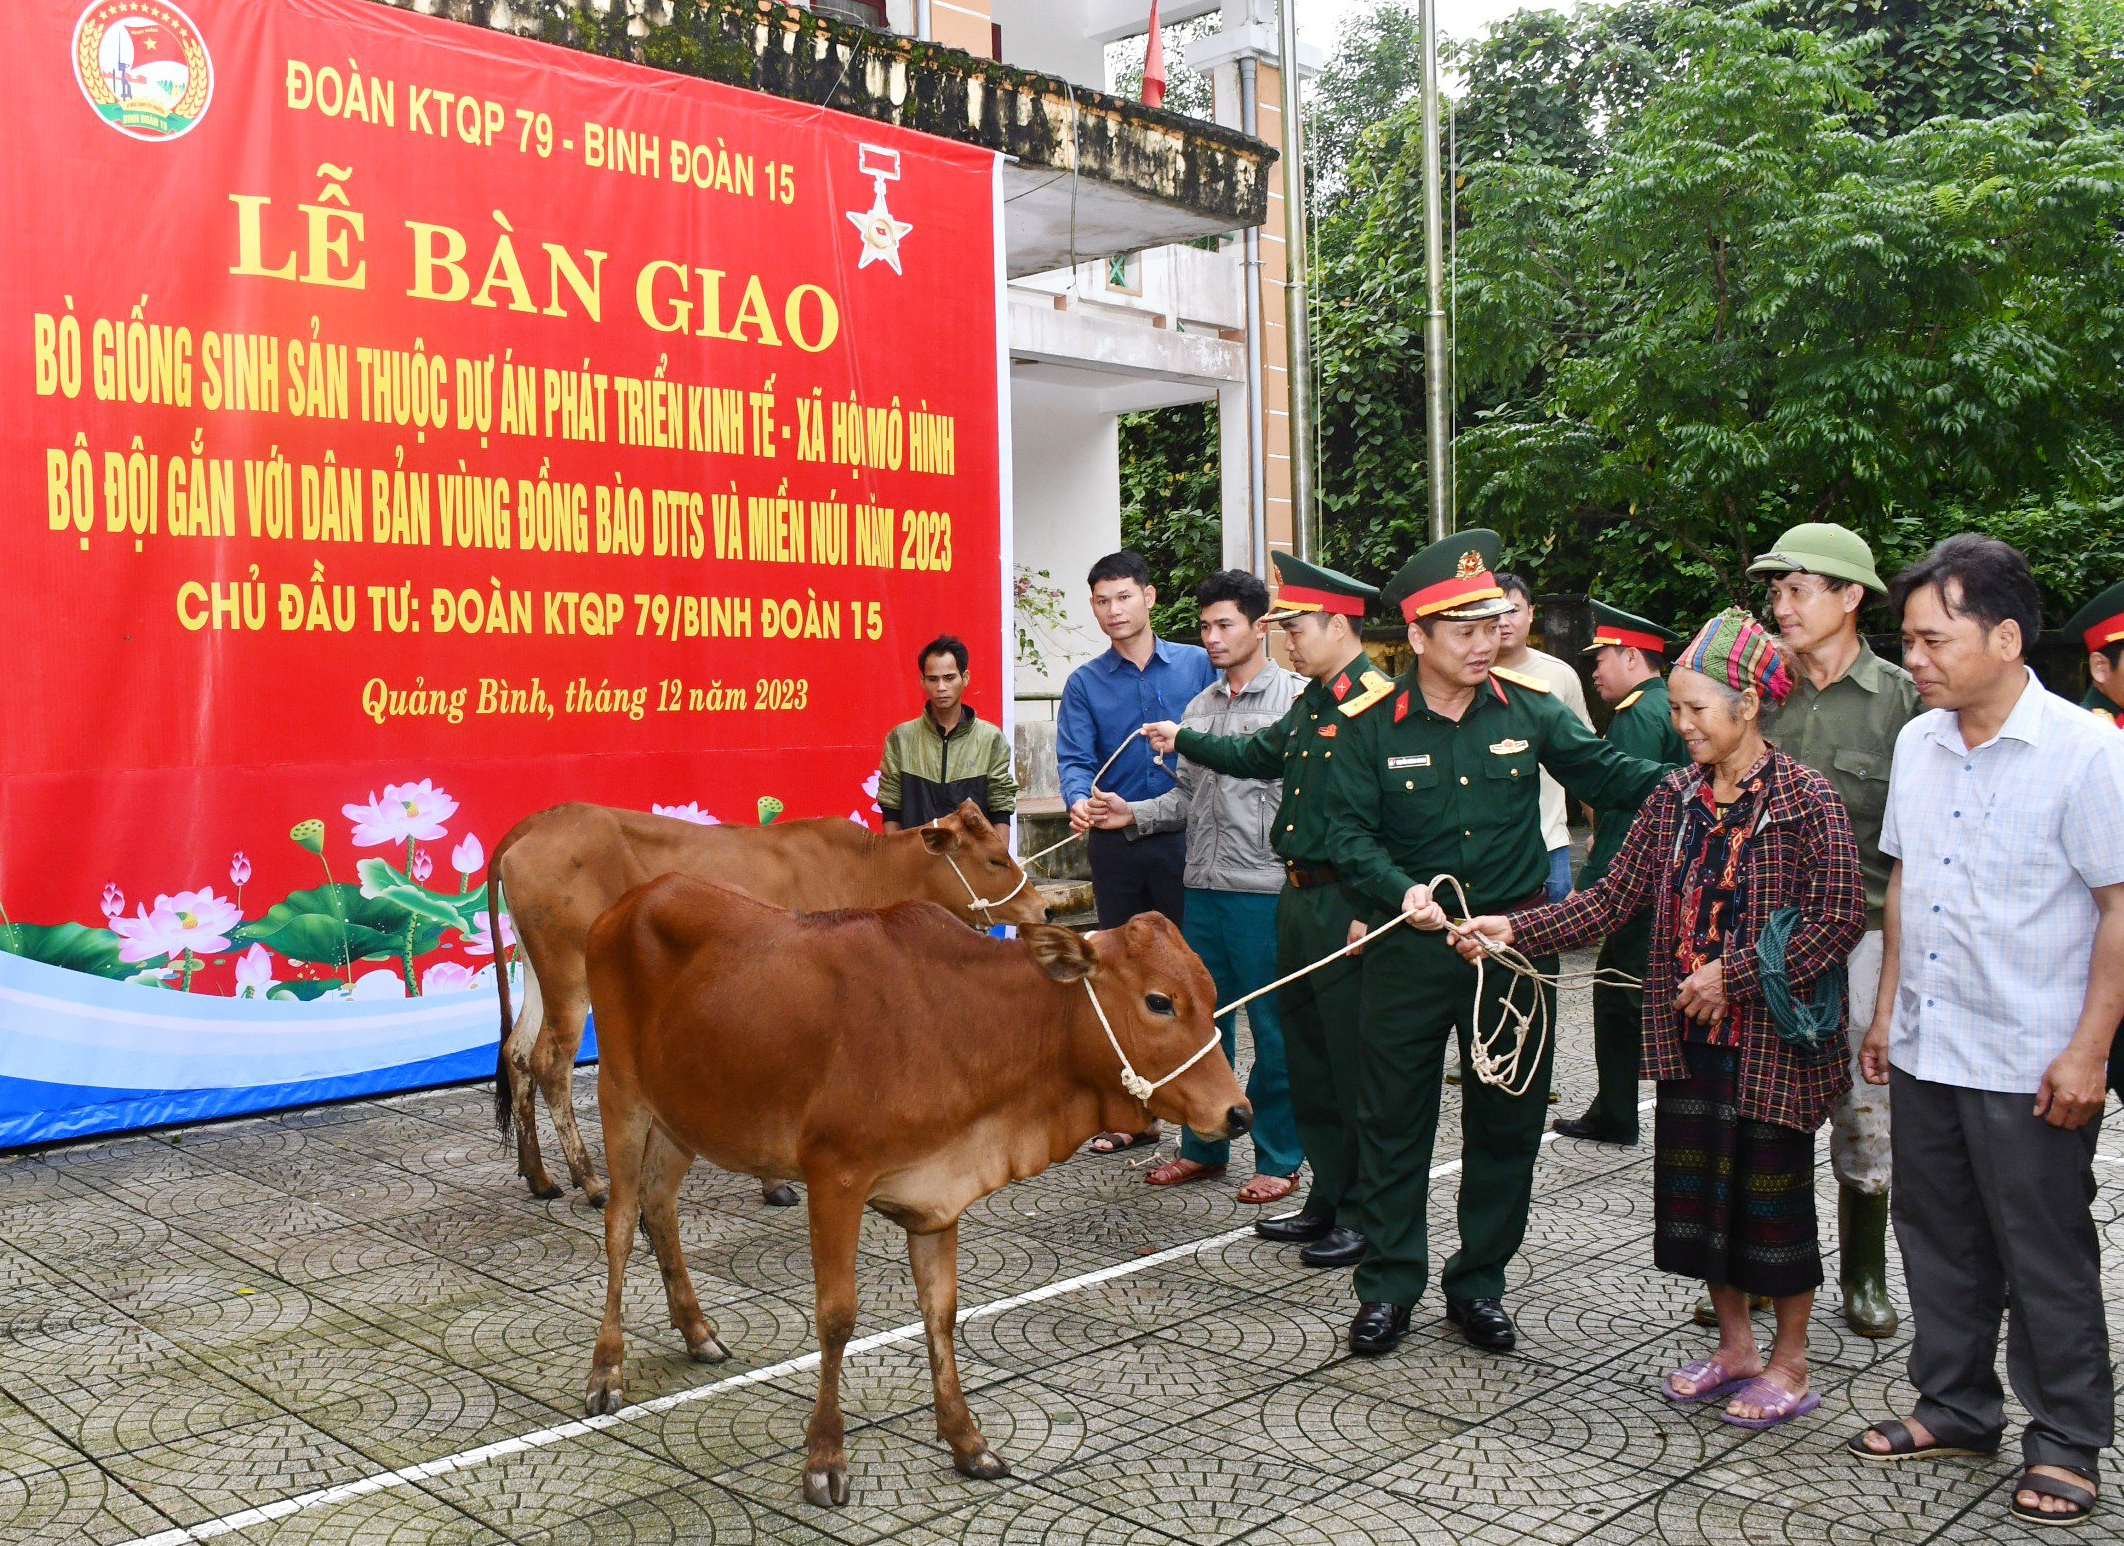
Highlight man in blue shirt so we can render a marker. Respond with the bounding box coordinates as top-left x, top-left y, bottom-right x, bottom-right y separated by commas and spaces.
1059, 550, 1215, 1154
